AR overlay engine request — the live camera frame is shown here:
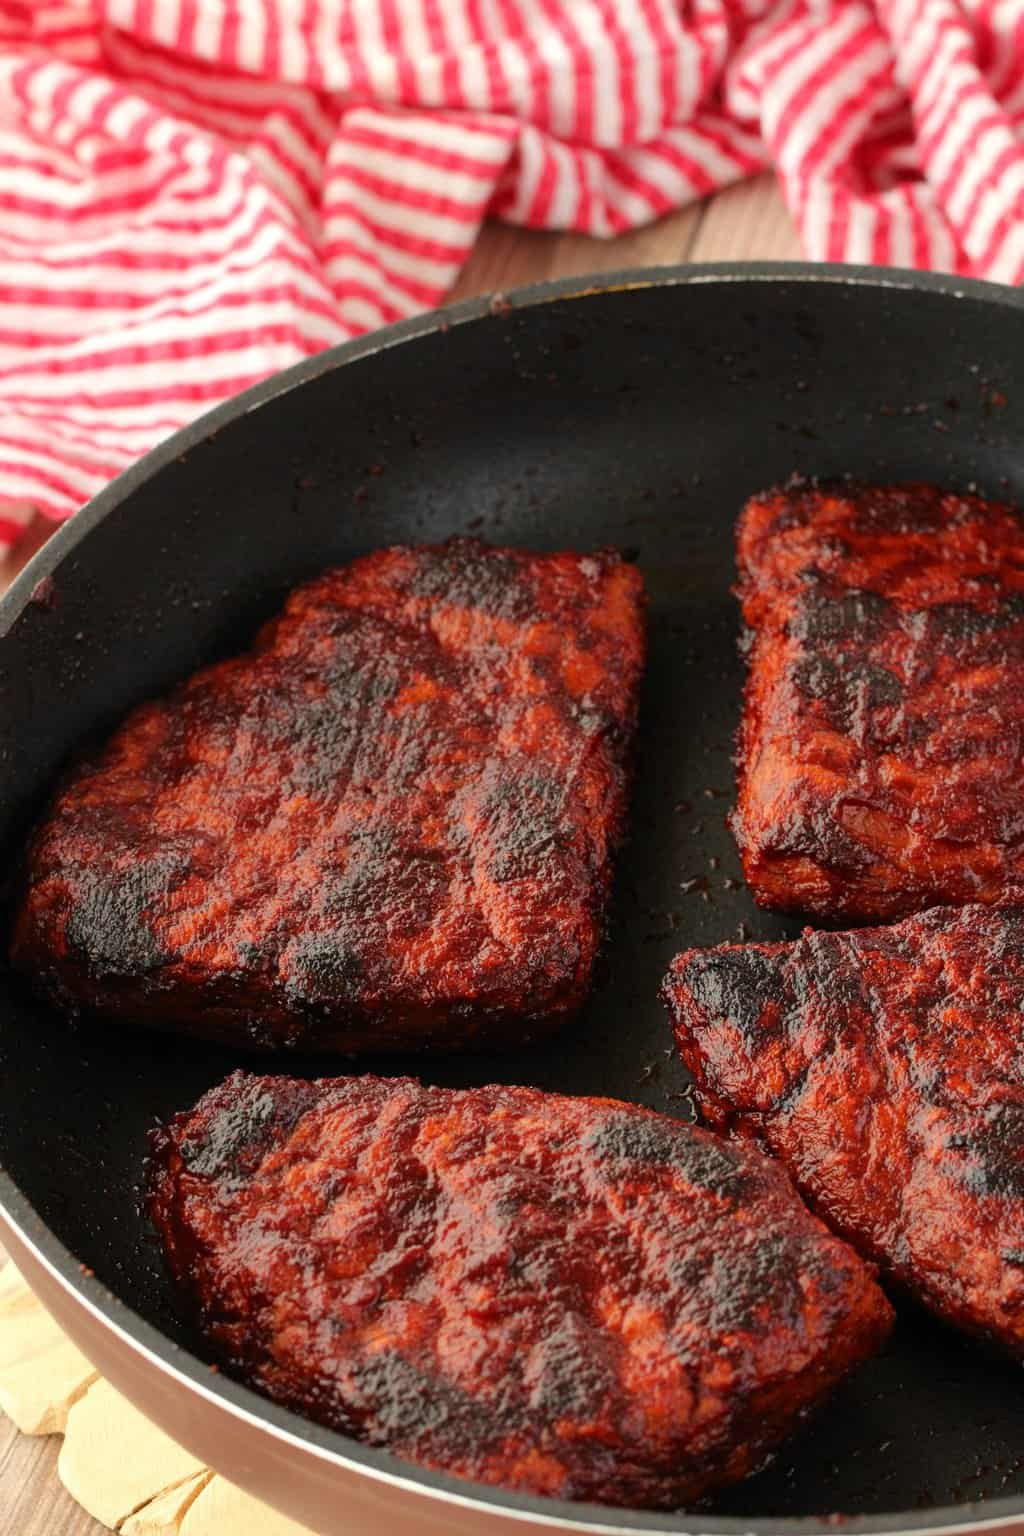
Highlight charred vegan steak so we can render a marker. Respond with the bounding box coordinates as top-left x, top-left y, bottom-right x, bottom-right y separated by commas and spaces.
11, 540, 644, 1052
148, 1073, 891, 1509
732, 481, 1024, 920
664, 903, 1024, 1359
